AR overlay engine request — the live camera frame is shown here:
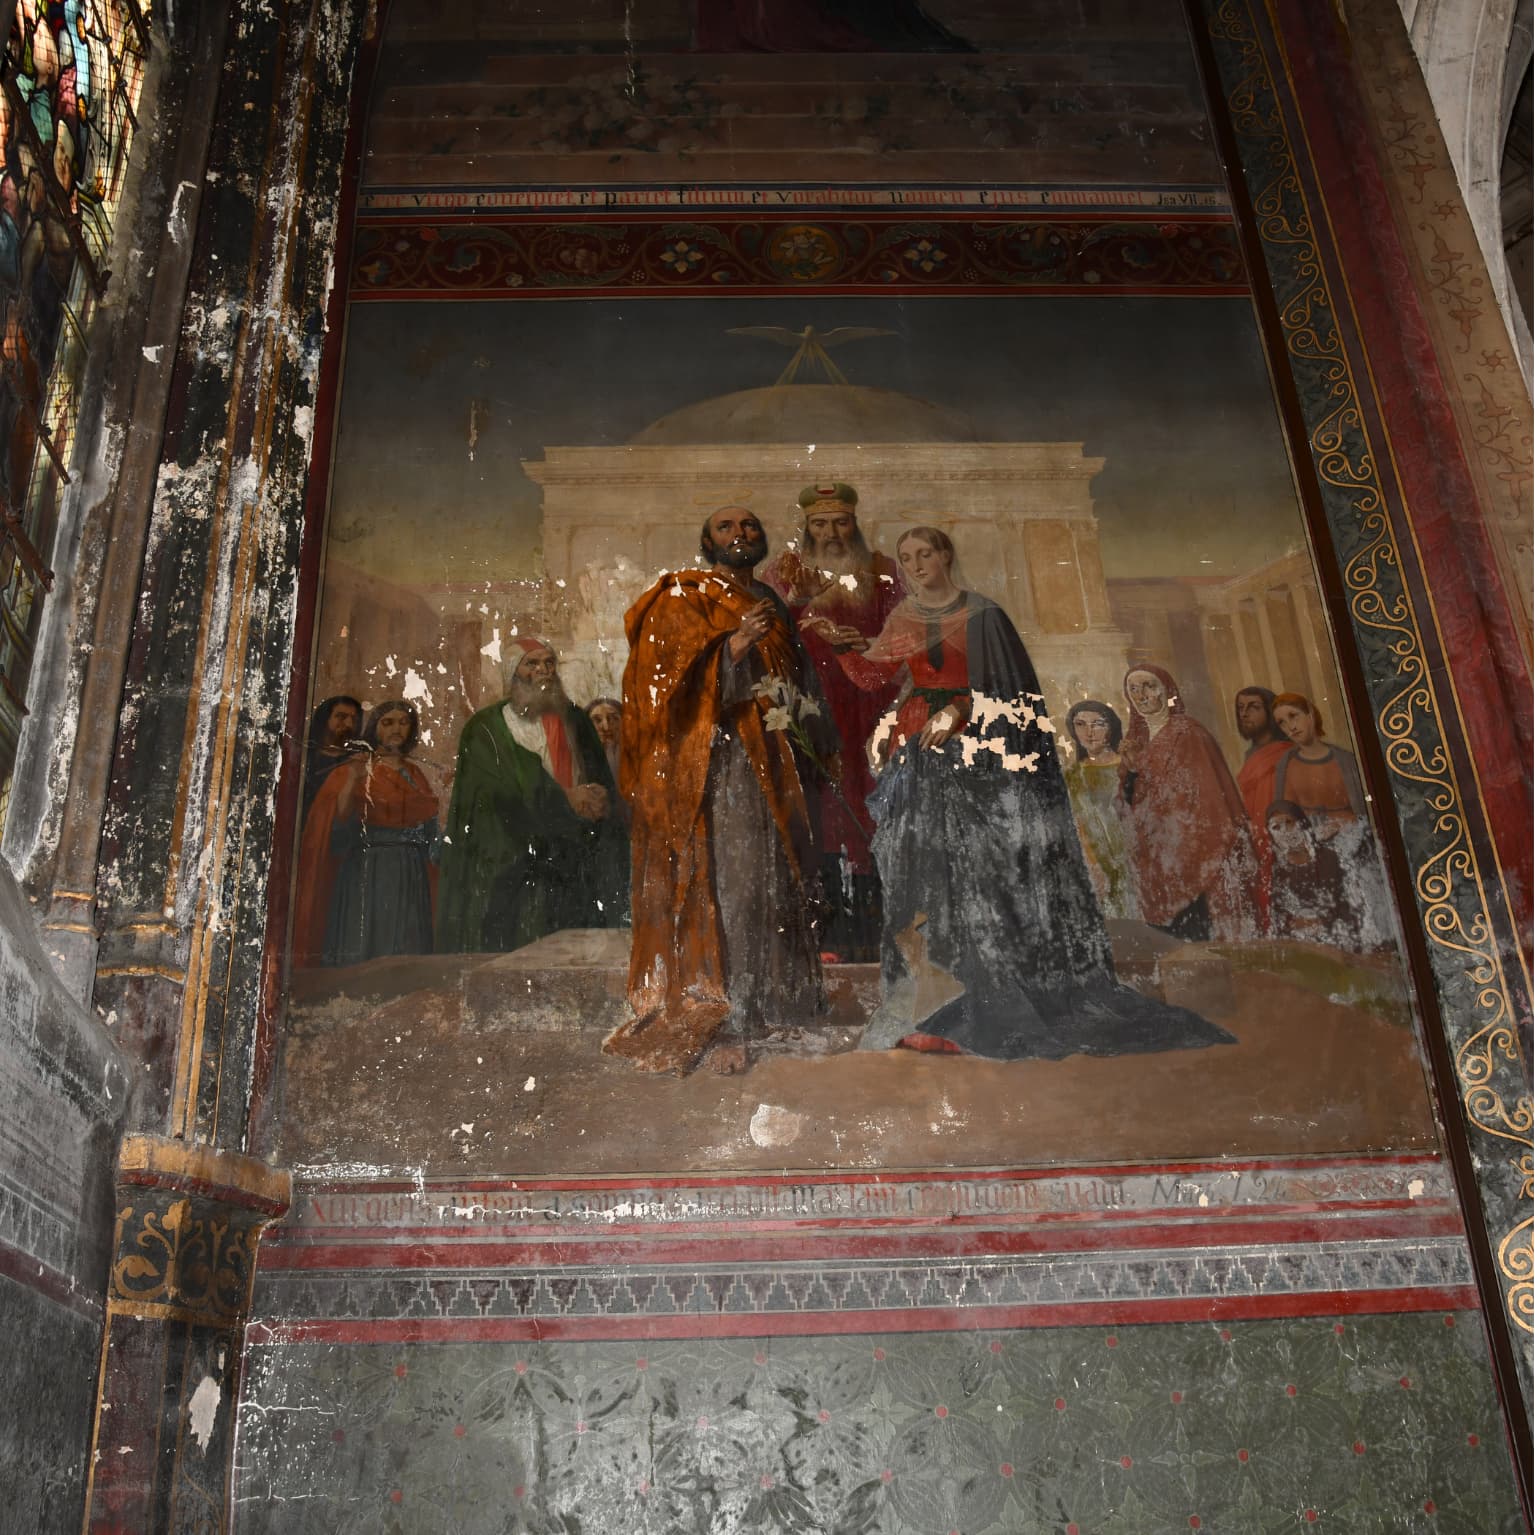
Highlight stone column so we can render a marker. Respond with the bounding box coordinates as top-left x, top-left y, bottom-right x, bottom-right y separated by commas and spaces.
83, 1137, 290, 1533
23, 3, 372, 1530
